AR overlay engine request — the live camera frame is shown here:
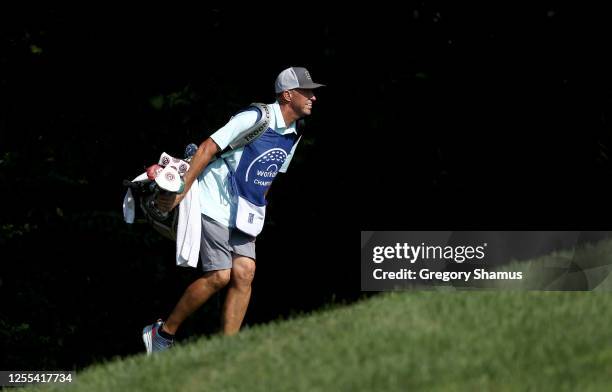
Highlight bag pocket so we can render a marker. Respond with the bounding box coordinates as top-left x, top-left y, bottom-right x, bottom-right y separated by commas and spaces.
235, 195, 265, 237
